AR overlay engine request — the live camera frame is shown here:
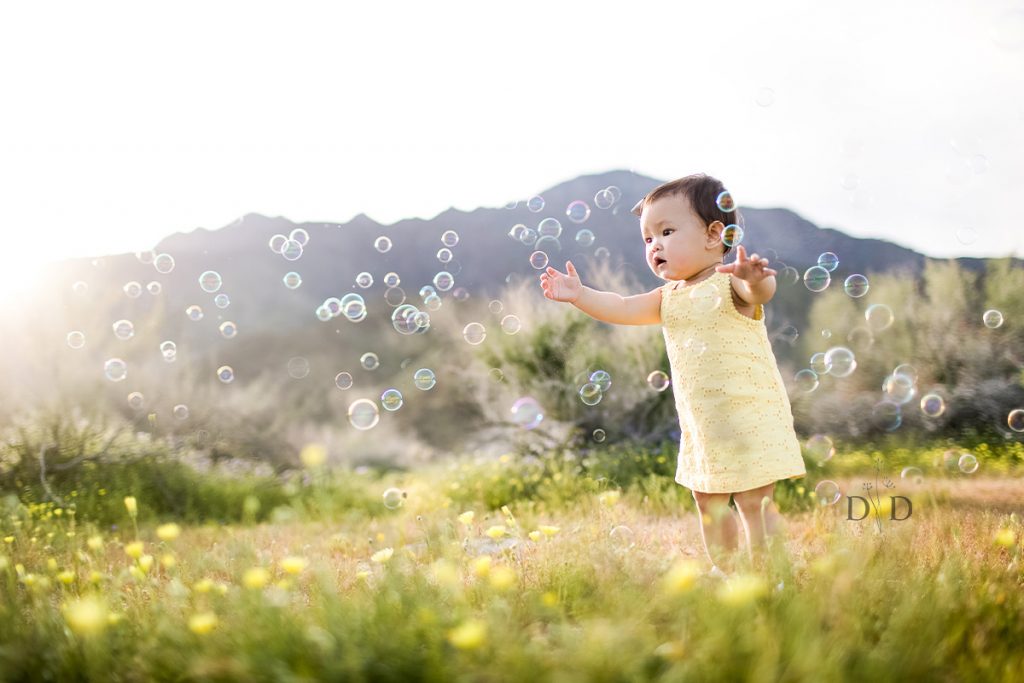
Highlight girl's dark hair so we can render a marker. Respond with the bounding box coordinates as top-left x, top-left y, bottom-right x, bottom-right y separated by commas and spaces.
631, 173, 740, 255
